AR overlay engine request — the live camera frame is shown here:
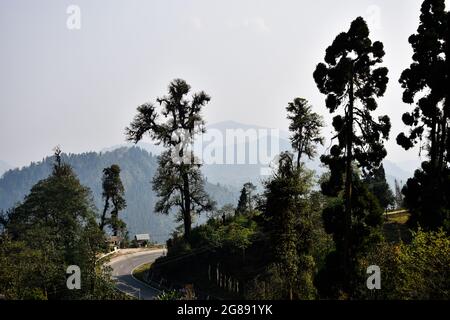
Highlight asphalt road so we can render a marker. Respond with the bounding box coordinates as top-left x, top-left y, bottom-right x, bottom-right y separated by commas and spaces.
108, 249, 166, 300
